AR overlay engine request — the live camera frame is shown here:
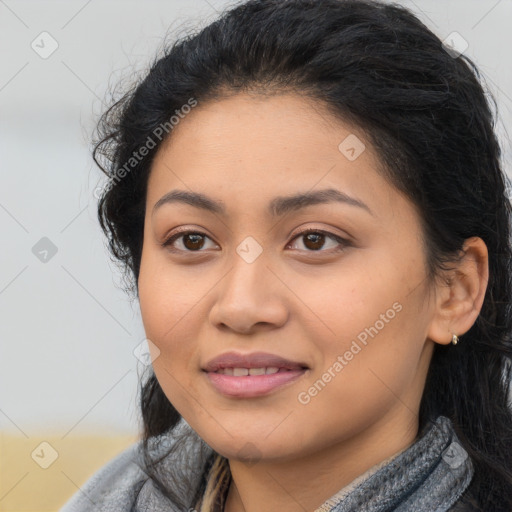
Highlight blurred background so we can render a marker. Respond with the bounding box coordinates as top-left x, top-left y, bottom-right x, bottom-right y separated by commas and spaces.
1, 0, 511, 510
